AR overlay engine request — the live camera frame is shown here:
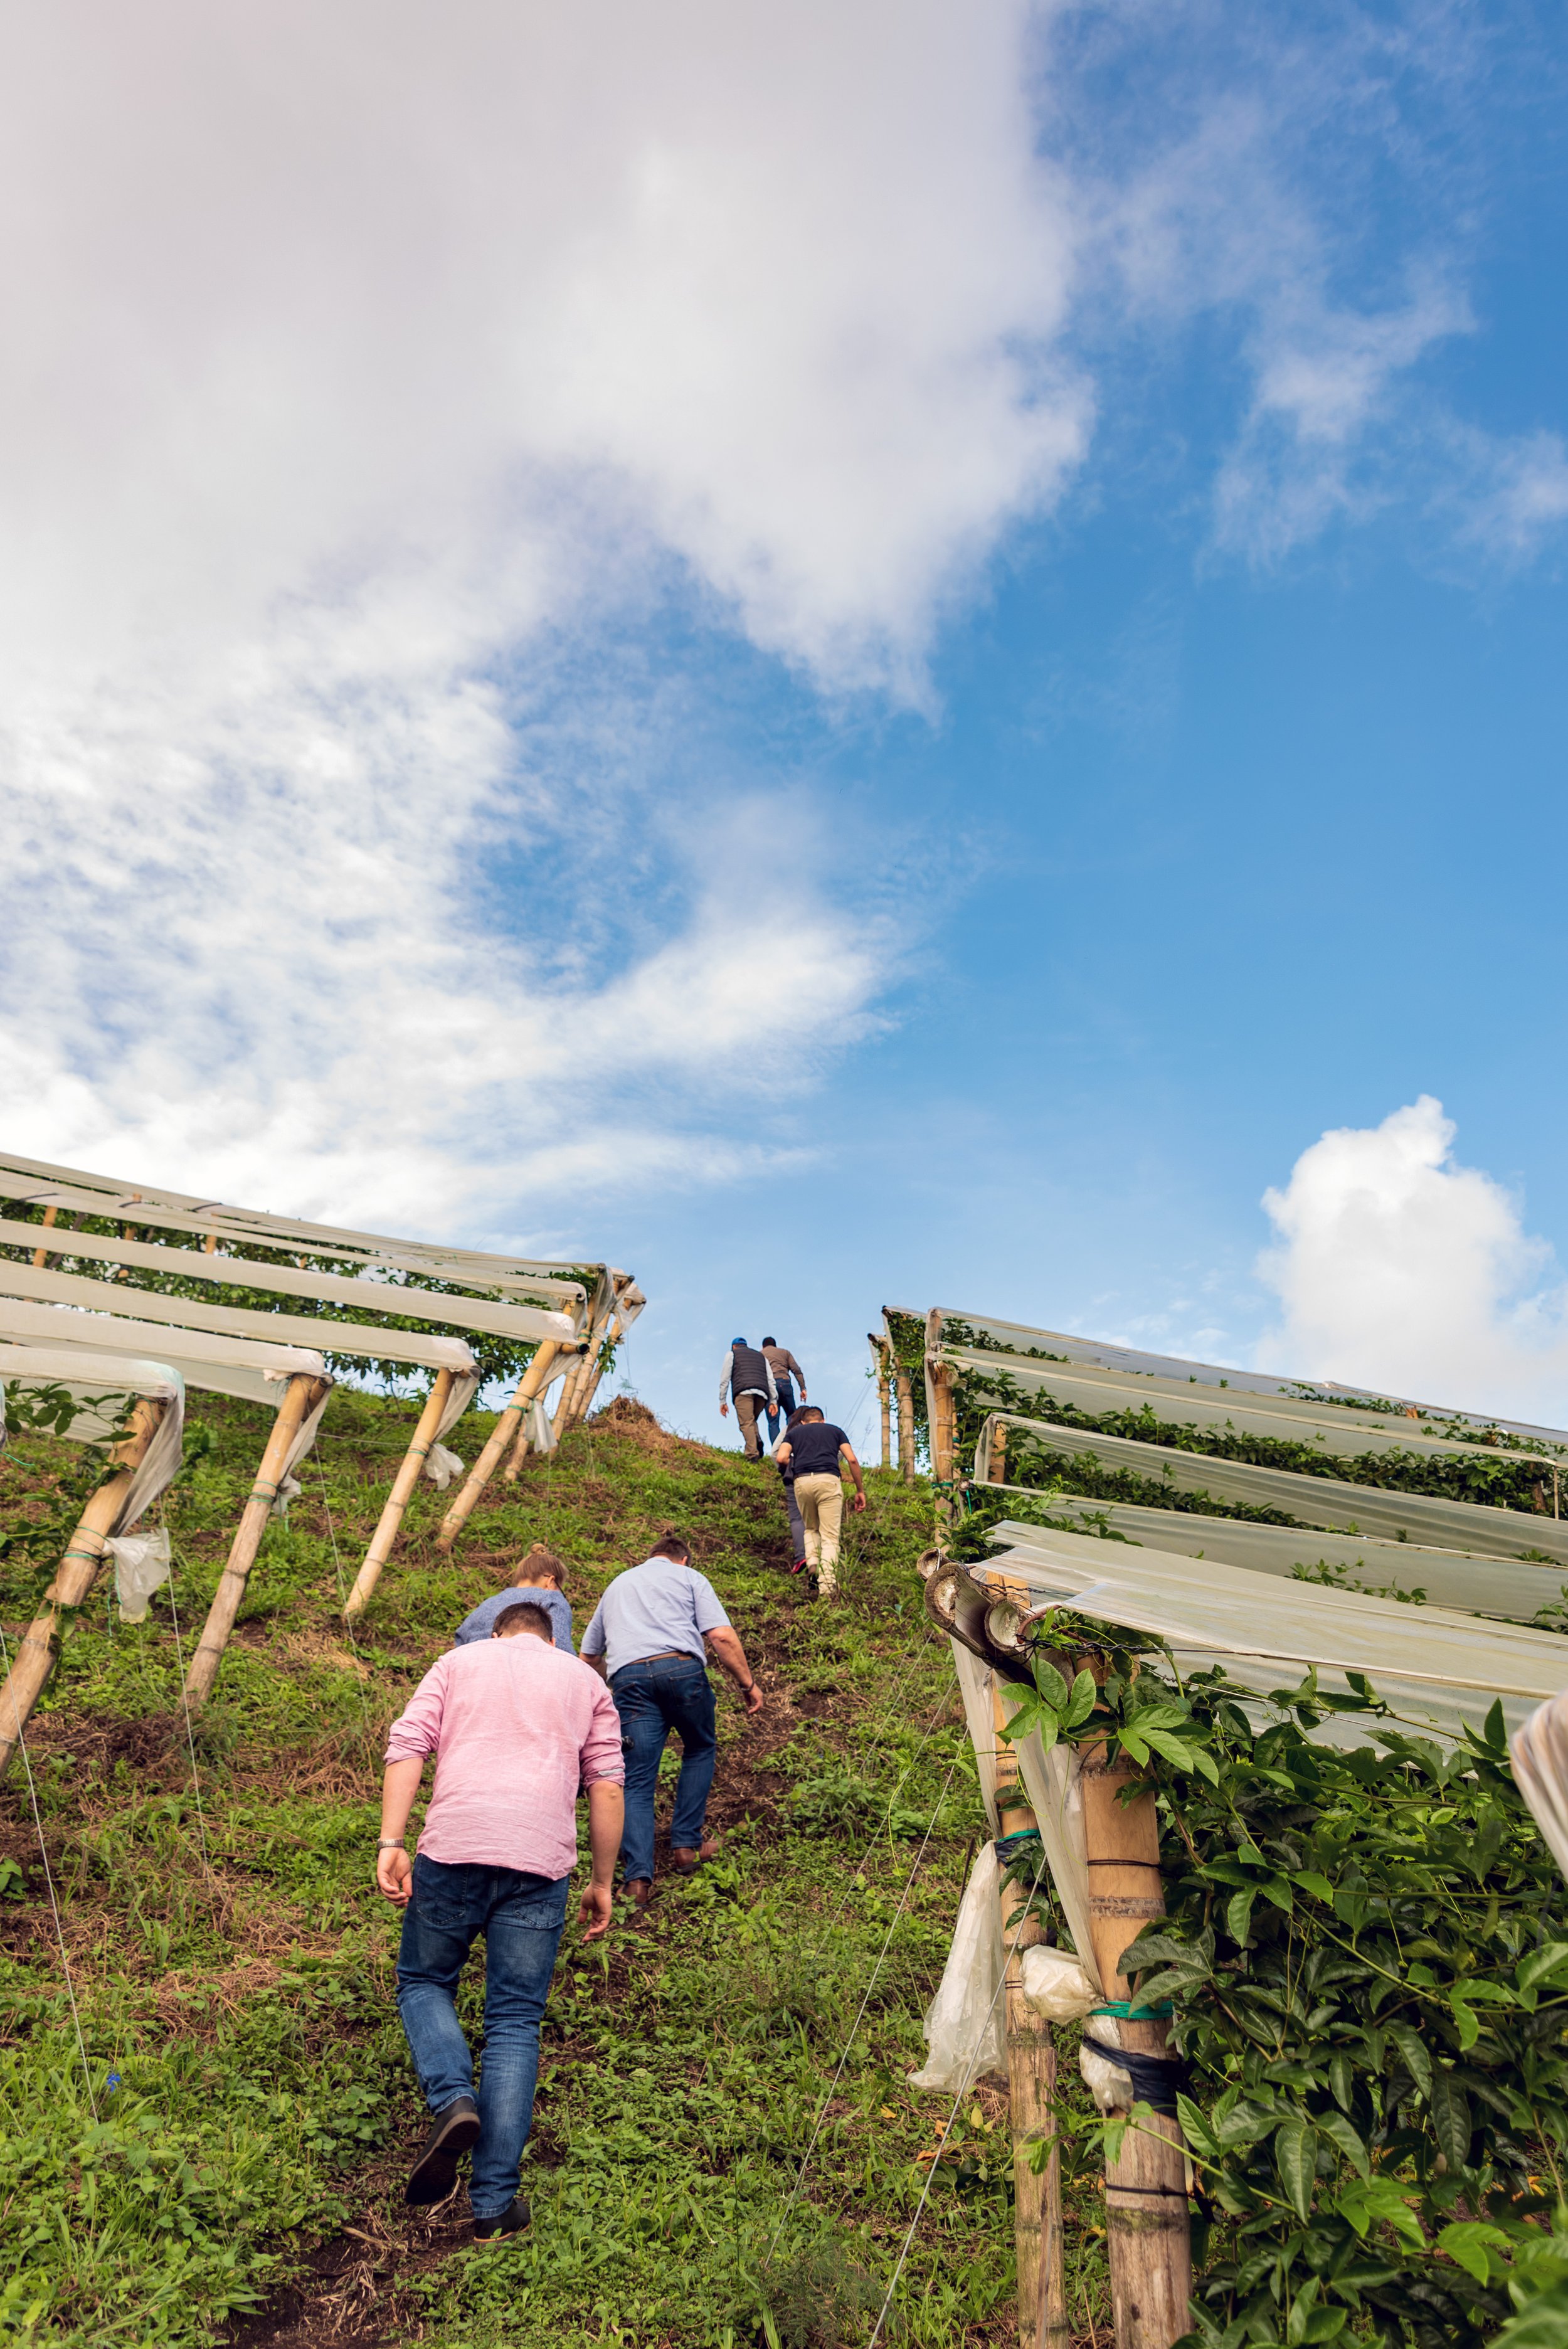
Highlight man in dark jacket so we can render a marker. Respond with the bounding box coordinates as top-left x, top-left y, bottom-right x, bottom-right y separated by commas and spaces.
719, 1337, 777, 1460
